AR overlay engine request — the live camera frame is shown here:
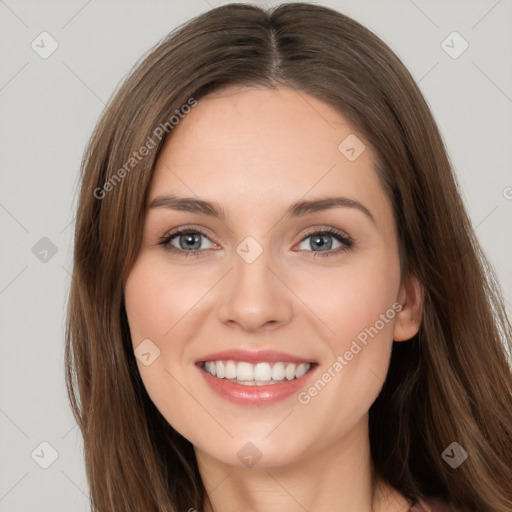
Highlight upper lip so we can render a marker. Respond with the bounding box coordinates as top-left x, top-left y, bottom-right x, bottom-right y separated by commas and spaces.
195, 348, 316, 365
